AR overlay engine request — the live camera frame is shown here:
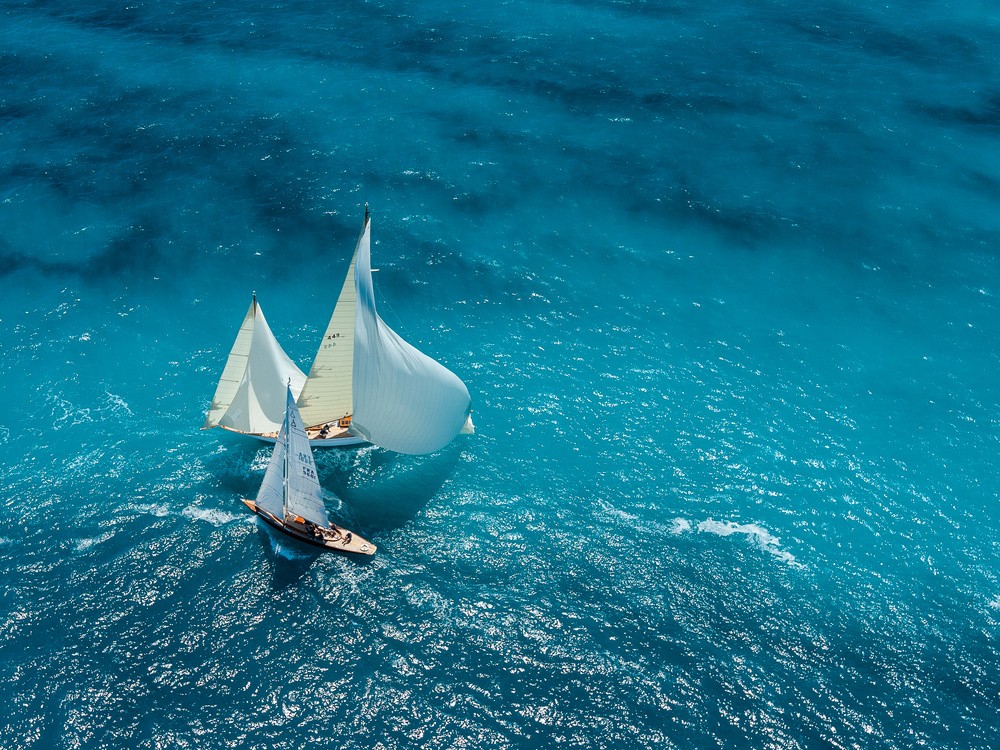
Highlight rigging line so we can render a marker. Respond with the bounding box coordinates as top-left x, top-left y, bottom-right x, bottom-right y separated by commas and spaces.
282, 400, 290, 522
374, 275, 417, 342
